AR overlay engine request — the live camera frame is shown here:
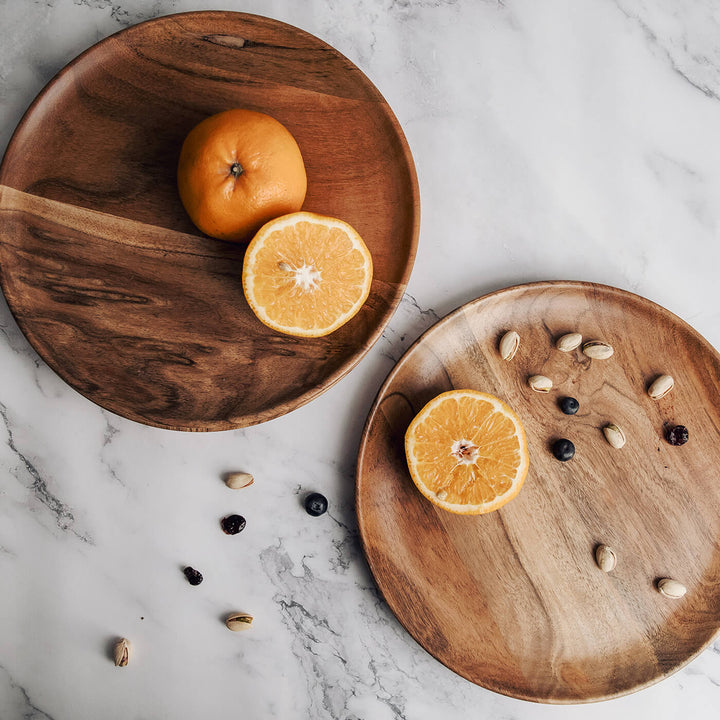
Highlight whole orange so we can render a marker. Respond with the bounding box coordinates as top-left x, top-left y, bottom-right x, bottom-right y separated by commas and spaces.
177, 109, 307, 242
